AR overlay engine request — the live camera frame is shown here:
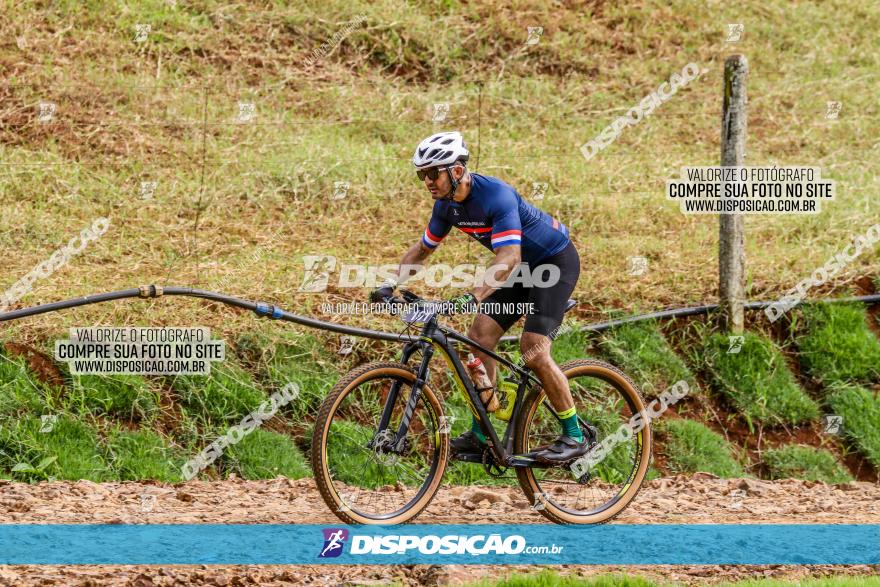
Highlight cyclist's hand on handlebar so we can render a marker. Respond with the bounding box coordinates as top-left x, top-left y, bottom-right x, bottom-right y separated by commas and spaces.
369, 281, 397, 304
